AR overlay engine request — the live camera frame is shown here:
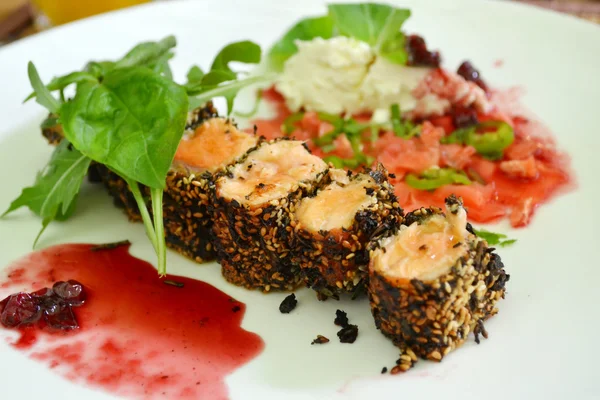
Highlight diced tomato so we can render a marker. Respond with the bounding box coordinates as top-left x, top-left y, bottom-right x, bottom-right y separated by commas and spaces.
469, 157, 497, 182
510, 197, 535, 228
505, 138, 540, 160
428, 116, 455, 134
375, 125, 441, 174
440, 144, 476, 170
499, 156, 539, 179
